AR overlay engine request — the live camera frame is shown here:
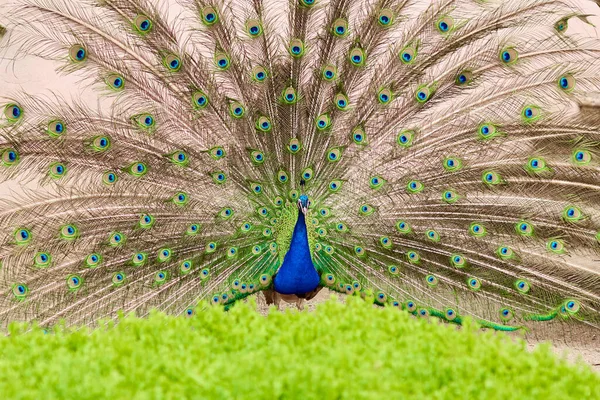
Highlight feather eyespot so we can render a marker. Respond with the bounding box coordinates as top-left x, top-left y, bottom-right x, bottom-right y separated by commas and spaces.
378, 9, 394, 27
133, 15, 152, 33
500, 47, 518, 65
4, 103, 23, 123
201, 7, 219, 26
1, 148, 19, 167
47, 120, 66, 138
558, 74, 575, 92
192, 91, 209, 109
34, 252, 52, 268
69, 45, 87, 62
289, 39, 305, 57
245, 19, 262, 37
322, 64, 337, 81
106, 74, 125, 90
332, 18, 348, 37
